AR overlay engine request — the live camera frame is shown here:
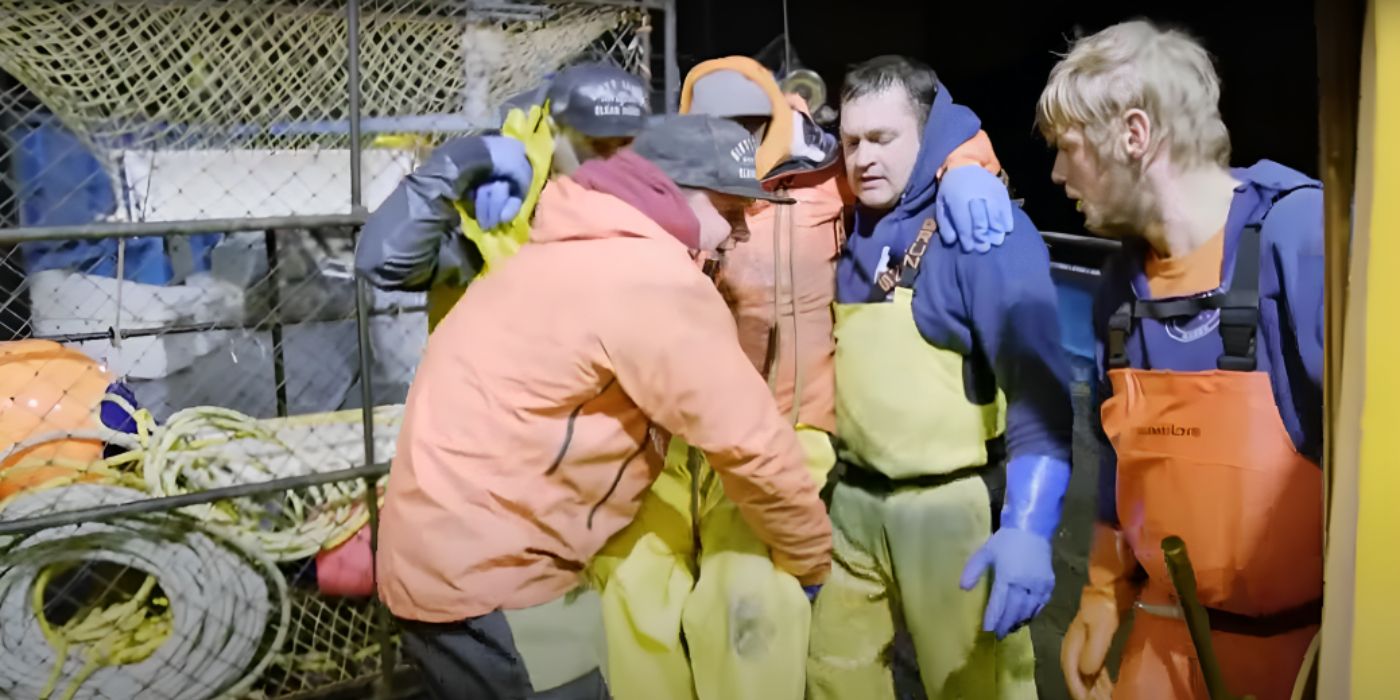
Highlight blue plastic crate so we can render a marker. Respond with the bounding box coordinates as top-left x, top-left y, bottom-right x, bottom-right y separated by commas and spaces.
1051, 263, 1099, 380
